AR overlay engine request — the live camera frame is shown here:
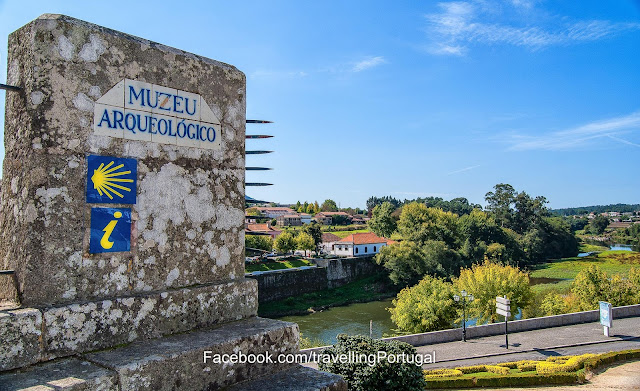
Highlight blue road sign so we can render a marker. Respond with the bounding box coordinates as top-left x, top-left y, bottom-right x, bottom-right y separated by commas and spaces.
86, 155, 137, 204
90, 208, 132, 254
